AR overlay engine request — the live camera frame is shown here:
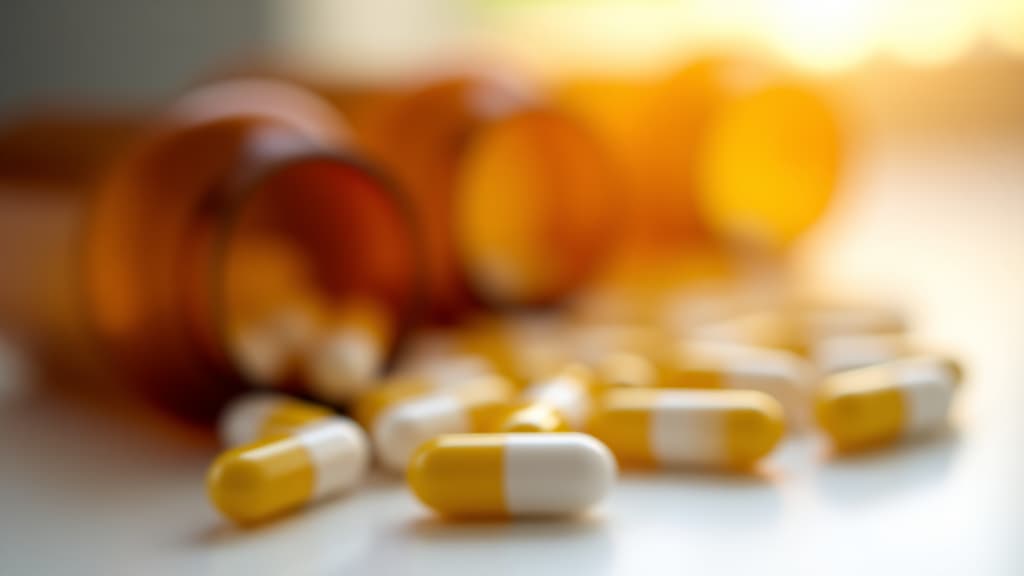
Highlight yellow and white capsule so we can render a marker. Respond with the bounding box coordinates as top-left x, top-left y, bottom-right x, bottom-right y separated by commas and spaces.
688, 310, 799, 352
408, 433, 616, 518
665, 342, 813, 428
797, 303, 906, 344
497, 402, 572, 433
207, 417, 369, 524
810, 333, 909, 375
815, 355, 959, 452
304, 326, 386, 404
520, 364, 597, 431
230, 304, 317, 387
373, 375, 515, 471
589, 388, 785, 469
456, 314, 573, 384
302, 298, 394, 405
594, 351, 659, 389
351, 356, 500, 431
219, 393, 333, 447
